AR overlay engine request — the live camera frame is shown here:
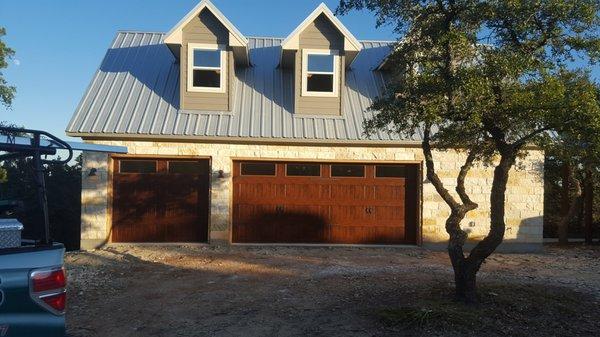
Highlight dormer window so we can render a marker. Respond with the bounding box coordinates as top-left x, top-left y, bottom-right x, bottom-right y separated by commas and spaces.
187, 43, 226, 93
302, 49, 339, 97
